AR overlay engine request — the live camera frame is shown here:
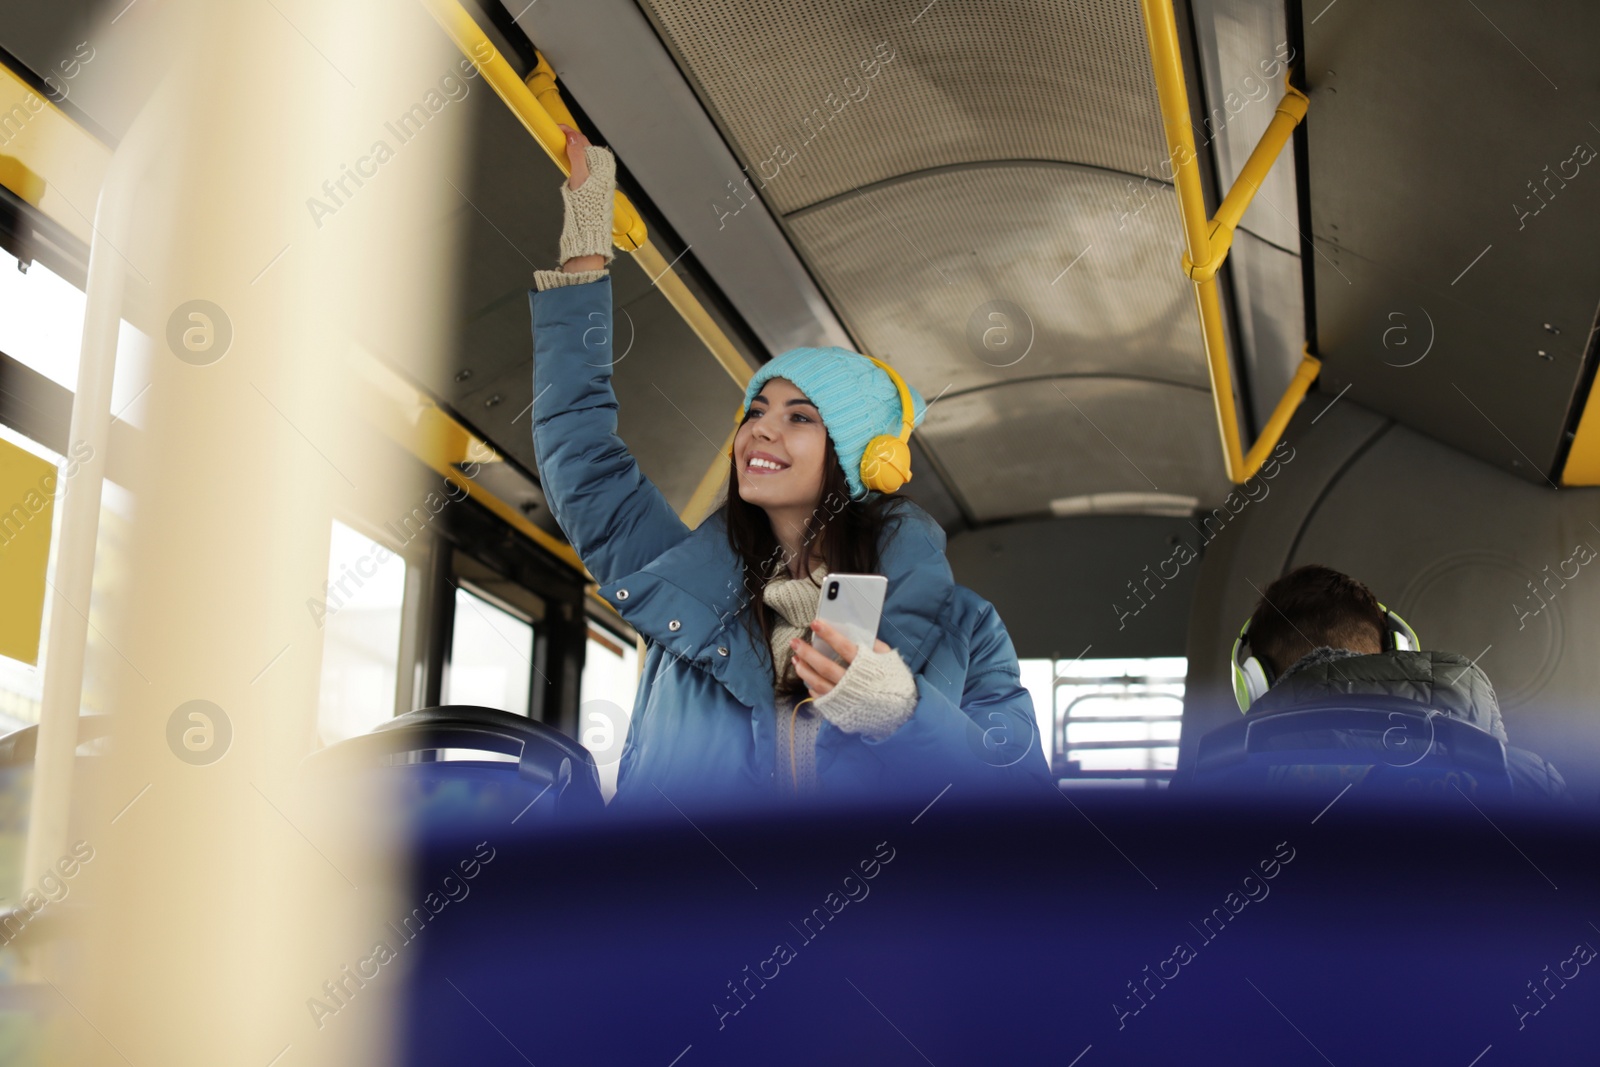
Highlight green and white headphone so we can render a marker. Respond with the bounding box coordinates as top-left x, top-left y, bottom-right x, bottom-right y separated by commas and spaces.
1230, 603, 1420, 713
